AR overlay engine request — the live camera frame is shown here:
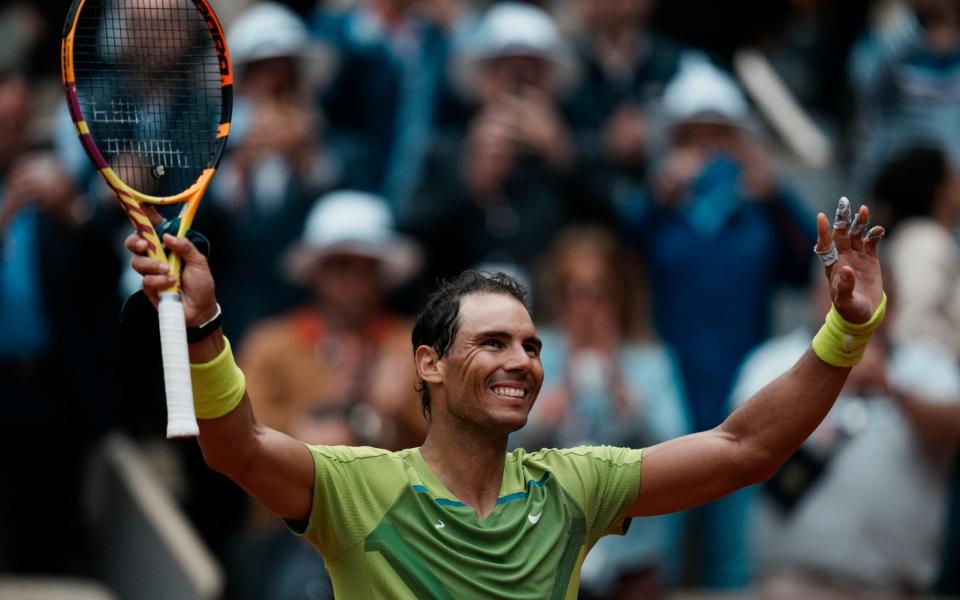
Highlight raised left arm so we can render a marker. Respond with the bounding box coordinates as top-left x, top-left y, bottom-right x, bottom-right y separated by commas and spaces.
631, 199, 886, 516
